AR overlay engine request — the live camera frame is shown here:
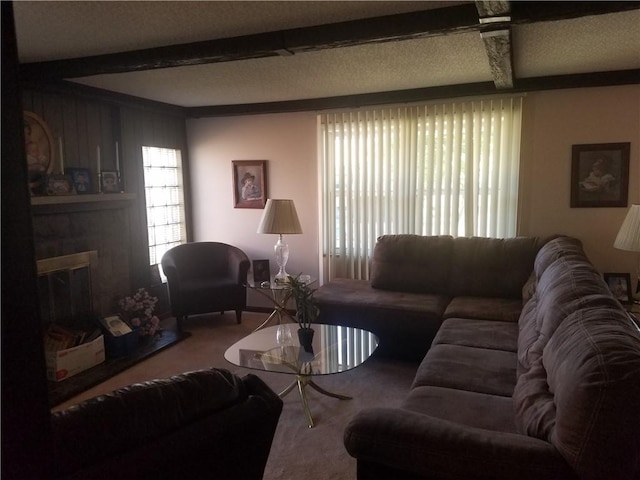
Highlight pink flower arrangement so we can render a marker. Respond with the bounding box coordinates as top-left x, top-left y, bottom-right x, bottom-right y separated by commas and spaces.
118, 288, 160, 336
